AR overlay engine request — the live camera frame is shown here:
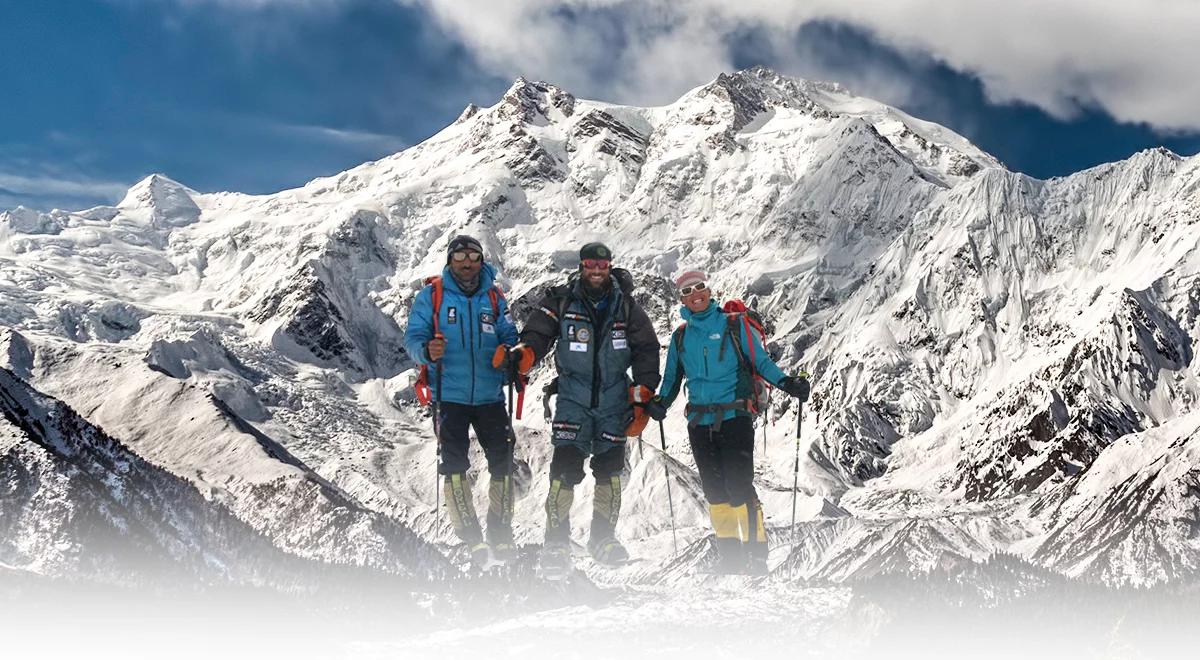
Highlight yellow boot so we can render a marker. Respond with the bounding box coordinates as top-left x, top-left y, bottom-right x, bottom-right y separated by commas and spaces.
709, 502, 742, 574
733, 500, 768, 575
